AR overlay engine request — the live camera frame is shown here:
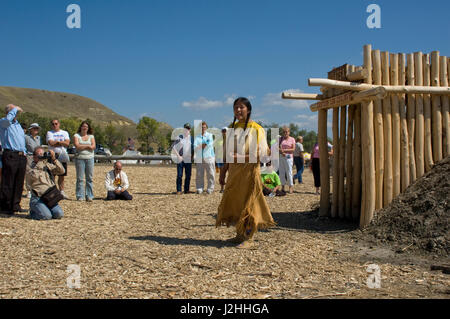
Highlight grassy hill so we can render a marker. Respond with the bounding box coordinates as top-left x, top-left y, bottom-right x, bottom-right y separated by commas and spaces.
0, 86, 135, 127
